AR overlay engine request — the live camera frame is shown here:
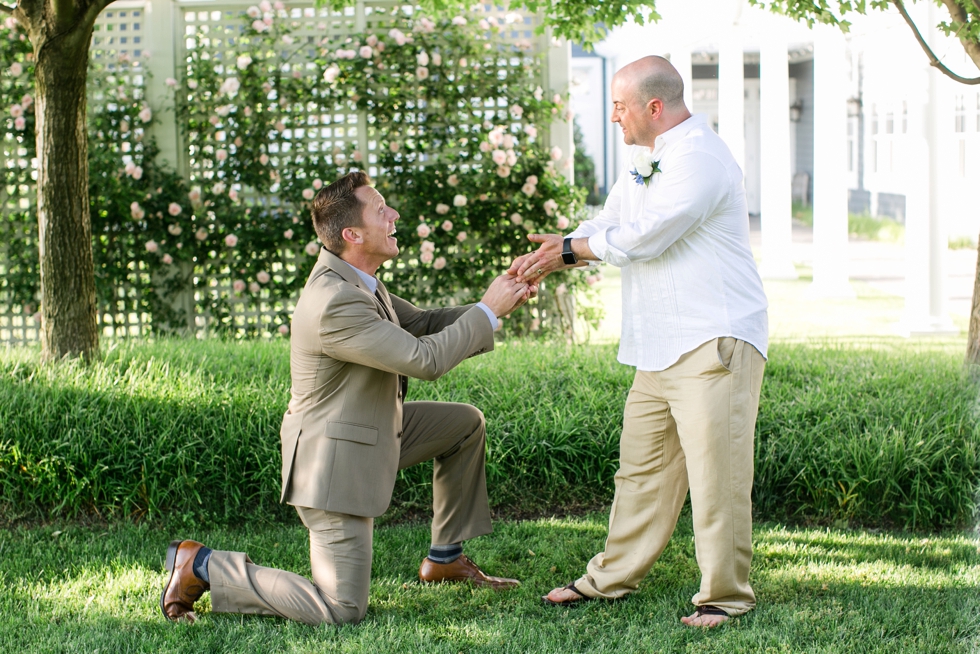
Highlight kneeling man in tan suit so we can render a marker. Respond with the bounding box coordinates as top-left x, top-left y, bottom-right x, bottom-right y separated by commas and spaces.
161, 171, 532, 625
